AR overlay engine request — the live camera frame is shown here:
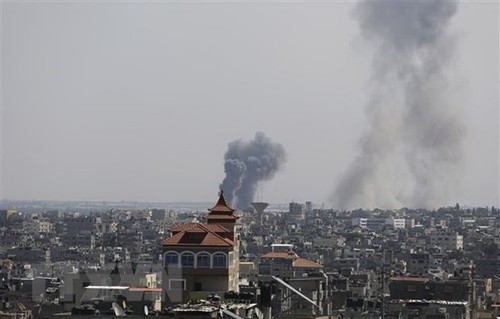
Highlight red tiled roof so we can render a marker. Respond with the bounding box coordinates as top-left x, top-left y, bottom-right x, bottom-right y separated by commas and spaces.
163, 192, 239, 248
293, 258, 323, 269
163, 223, 235, 247
204, 191, 240, 223
162, 231, 185, 245
205, 214, 239, 220
208, 191, 235, 213
261, 250, 323, 268
200, 232, 235, 246
171, 223, 229, 233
